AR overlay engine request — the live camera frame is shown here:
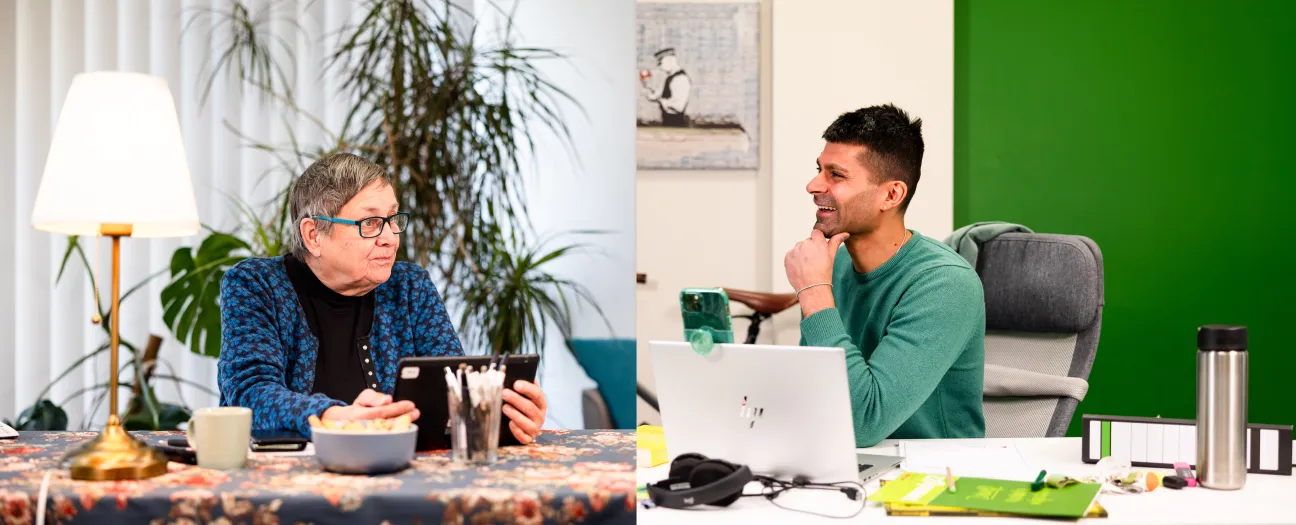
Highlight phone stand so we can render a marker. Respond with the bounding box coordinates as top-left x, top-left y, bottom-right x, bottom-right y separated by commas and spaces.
680, 287, 735, 356
686, 327, 732, 355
